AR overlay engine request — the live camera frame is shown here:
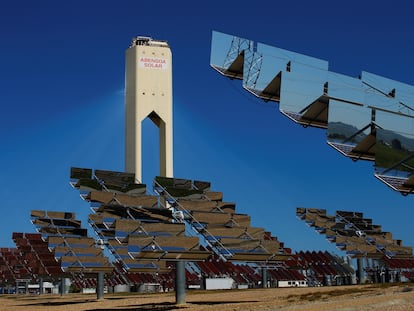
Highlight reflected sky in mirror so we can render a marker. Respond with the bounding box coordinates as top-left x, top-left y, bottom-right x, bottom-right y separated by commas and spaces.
279, 62, 328, 126
326, 72, 364, 103
243, 43, 328, 102
362, 71, 414, 115
210, 31, 252, 78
